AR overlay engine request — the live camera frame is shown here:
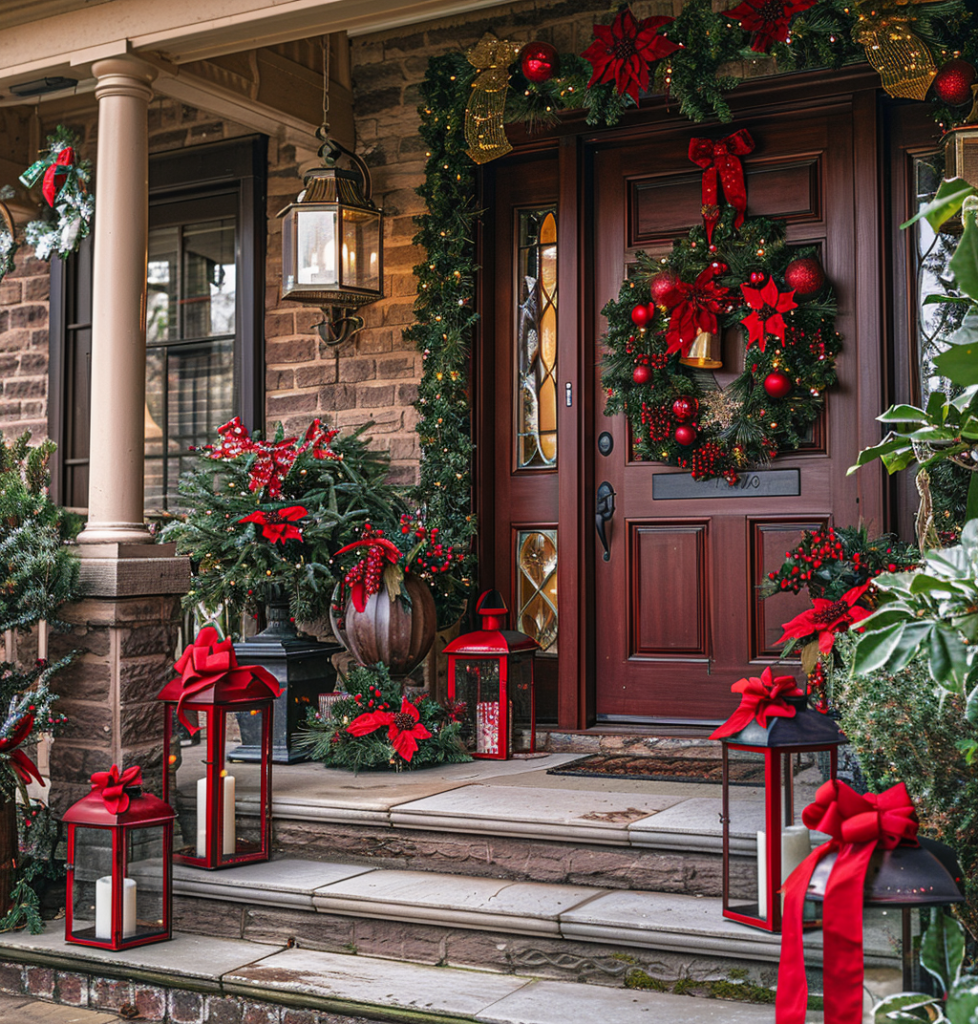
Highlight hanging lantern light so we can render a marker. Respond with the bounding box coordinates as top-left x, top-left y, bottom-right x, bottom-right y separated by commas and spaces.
278, 37, 383, 347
